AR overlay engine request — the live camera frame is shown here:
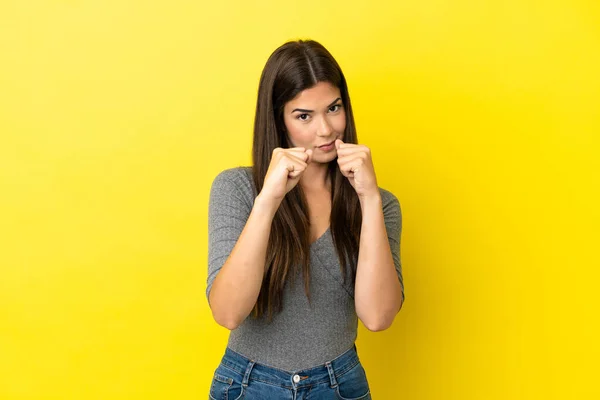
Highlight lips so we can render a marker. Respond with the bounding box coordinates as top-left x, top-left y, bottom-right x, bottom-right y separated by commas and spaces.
318, 140, 335, 148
